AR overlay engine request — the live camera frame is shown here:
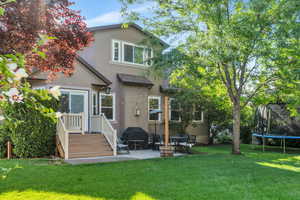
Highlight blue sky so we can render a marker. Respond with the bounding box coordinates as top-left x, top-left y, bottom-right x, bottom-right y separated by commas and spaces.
71, 0, 149, 27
